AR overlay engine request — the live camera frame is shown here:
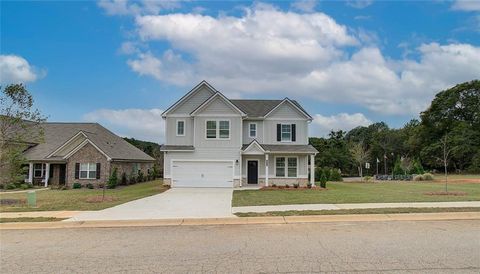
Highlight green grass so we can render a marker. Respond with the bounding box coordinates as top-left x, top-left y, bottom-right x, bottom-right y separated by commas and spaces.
0, 217, 66, 223
234, 207, 480, 217
0, 180, 168, 212
232, 182, 480, 207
